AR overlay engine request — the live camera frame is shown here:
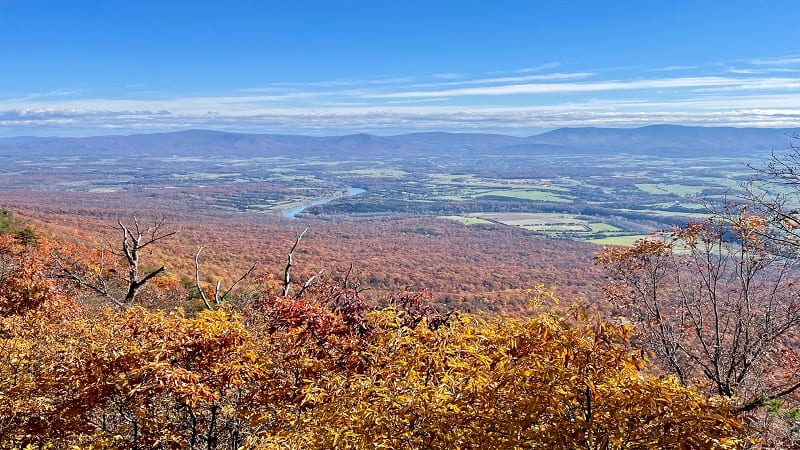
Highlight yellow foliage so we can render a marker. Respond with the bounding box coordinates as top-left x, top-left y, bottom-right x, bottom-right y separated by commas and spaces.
1, 298, 745, 449
0, 228, 744, 448
248, 309, 743, 449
